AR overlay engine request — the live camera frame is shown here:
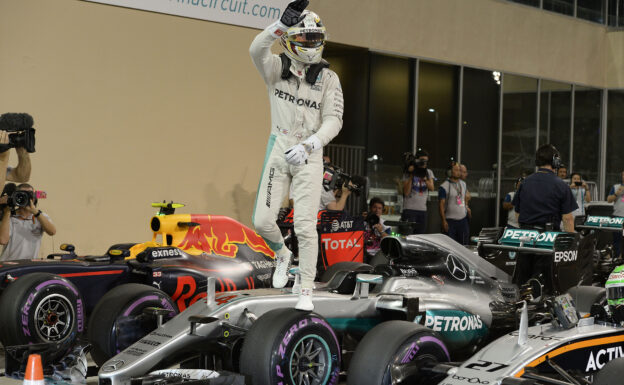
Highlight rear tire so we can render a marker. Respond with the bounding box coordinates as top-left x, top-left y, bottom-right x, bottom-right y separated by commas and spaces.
347, 321, 449, 385
0, 273, 84, 362
239, 308, 340, 385
88, 283, 177, 366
